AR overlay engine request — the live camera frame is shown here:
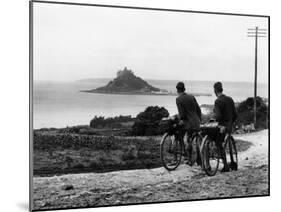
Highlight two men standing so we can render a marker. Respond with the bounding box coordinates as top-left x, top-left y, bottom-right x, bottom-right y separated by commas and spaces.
175, 81, 237, 172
